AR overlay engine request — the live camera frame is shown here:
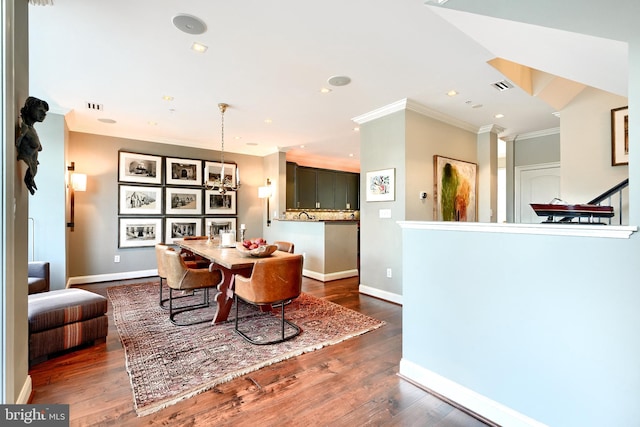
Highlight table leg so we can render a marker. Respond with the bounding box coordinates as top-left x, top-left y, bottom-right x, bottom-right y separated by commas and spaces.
211, 264, 252, 324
